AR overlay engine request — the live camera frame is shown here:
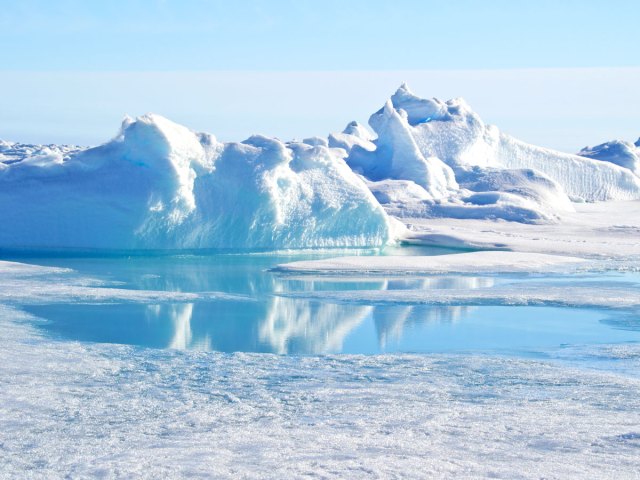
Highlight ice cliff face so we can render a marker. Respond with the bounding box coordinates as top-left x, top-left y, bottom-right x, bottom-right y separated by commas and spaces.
0, 114, 393, 250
